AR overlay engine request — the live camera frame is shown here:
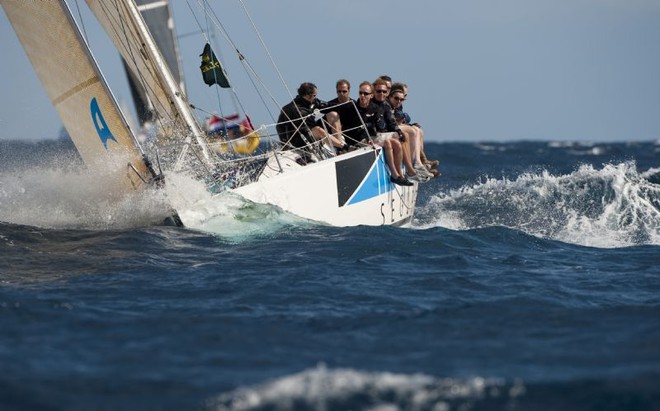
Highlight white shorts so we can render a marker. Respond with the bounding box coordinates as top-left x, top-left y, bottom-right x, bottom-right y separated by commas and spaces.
372, 132, 397, 146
